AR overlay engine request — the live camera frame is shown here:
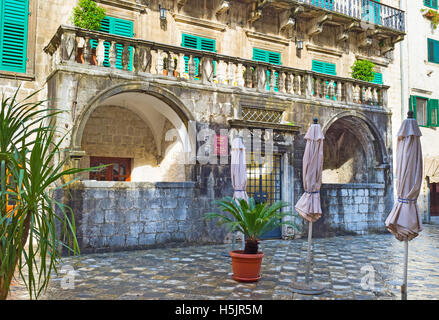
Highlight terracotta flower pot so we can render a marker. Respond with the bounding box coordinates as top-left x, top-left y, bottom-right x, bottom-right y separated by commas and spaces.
230, 250, 264, 282
163, 70, 168, 76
